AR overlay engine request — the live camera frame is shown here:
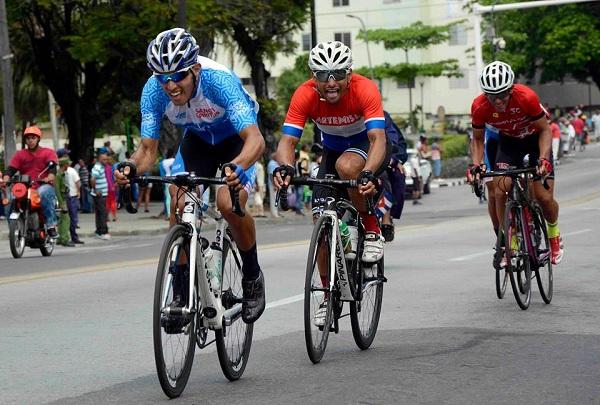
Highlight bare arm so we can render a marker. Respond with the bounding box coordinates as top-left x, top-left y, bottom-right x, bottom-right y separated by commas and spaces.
364, 128, 386, 173
273, 135, 300, 188
129, 138, 159, 173
230, 124, 265, 169
470, 128, 485, 166
532, 117, 552, 161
